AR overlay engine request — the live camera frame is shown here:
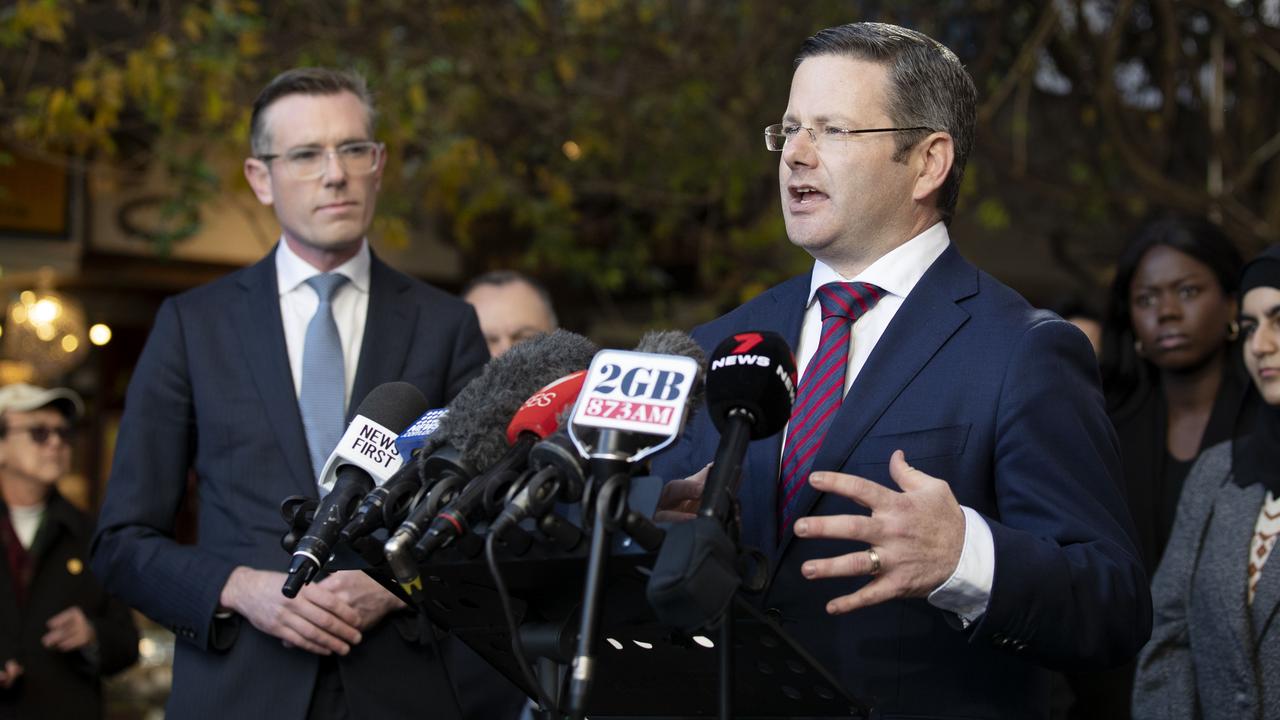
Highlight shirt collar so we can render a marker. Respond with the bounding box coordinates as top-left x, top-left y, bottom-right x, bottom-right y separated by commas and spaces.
275, 237, 372, 296
806, 221, 950, 306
